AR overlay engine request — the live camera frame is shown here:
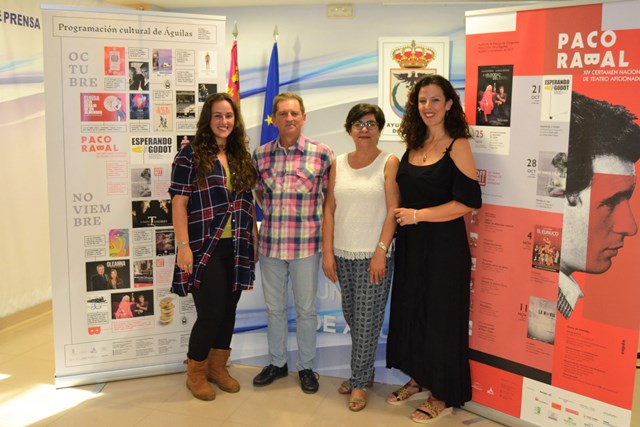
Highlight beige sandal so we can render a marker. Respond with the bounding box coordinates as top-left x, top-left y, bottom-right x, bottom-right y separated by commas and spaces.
337, 376, 374, 395
348, 390, 367, 412
410, 400, 453, 424
387, 382, 428, 405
